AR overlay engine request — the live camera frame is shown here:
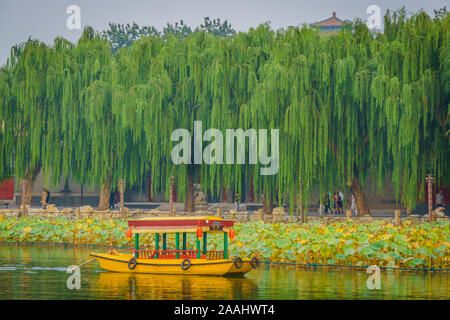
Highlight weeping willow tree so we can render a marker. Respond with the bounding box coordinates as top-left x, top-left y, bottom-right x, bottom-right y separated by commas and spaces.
1, 9, 448, 215
110, 28, 273, 212
0, 56, 15, 181
75, 27, 117, 210
381, 9, 450, 209
253, 10, 448, 216
111, 34, 173, 207
246, 24, 379, 216
59, 27, 149, 210
0, 39, 63, 207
